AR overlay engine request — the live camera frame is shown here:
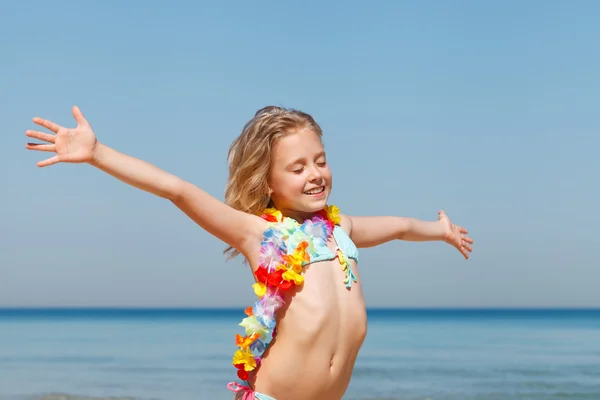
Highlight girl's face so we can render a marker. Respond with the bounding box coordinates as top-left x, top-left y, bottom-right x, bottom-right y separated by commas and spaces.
268, 128, 332, 222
